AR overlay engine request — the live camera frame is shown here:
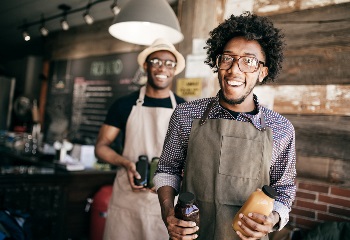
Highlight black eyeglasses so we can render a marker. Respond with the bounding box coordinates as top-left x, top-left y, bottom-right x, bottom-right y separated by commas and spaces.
148, 58, 177, 69
216, 54, 265, 73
